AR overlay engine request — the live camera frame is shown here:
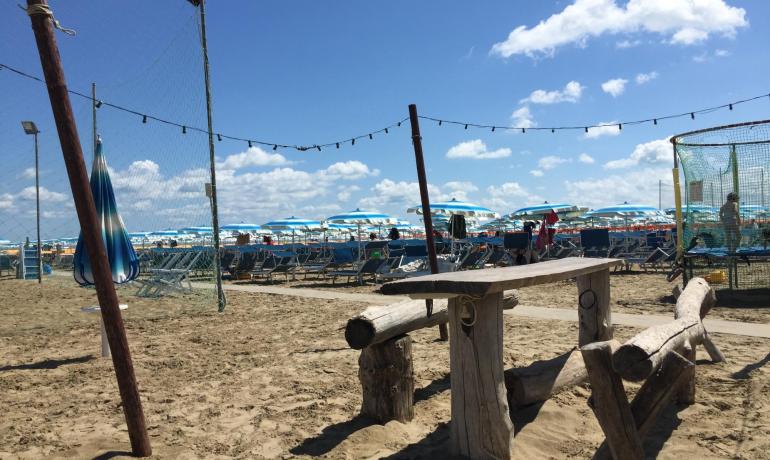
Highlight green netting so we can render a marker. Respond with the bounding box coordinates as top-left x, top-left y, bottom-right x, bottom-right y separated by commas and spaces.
673, 119, 770, 292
